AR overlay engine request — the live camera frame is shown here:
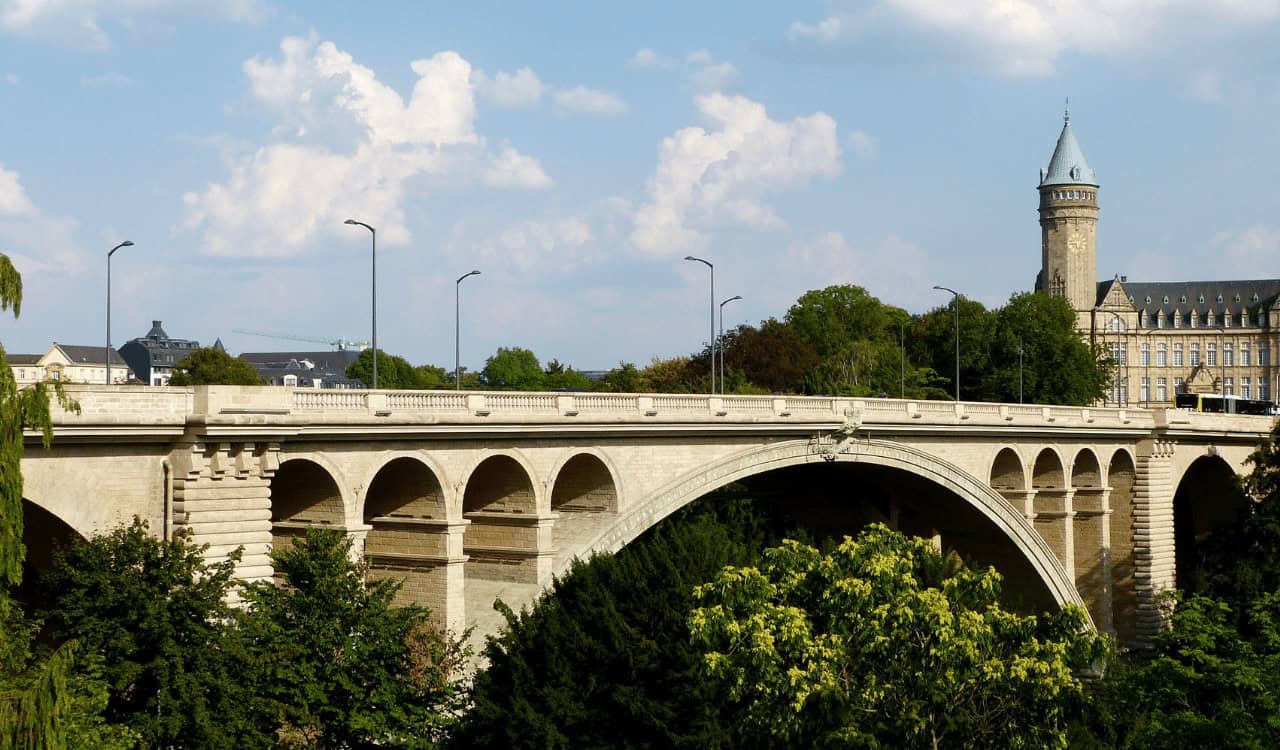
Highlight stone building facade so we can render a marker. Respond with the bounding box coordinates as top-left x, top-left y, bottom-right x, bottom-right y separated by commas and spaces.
1035, 110, 1280, 407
